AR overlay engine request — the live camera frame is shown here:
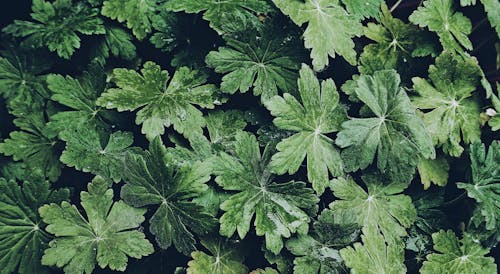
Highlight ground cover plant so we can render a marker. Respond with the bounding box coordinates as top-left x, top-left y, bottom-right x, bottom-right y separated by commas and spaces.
0, 0, 499, 273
